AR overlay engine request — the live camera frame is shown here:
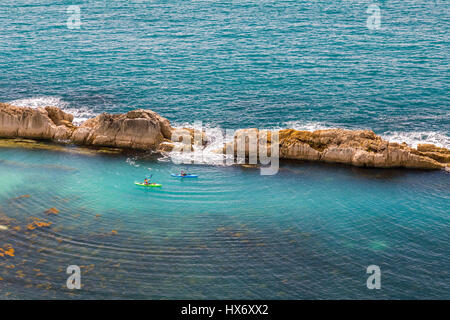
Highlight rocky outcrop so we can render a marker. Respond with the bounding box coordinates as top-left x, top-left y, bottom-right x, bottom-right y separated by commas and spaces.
0, 103, 173, 150
222, 128, 274, 157
280, 128, 449, 169
45, 106, 74, 126
0, 103, 73, 140
225, 128, 449, 170
414, 144, 450, 164
0, 103, 449, 170
72, 109, 172, 149
156, 127, 209, 153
